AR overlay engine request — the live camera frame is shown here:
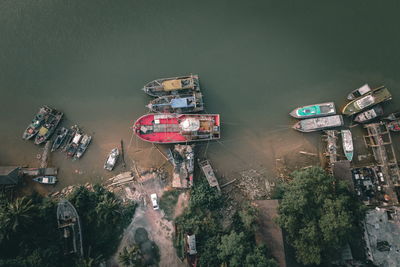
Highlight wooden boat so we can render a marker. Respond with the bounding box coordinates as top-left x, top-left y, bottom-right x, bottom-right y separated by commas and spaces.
289, 102, 336, 119
51, 127, 69, 152
34, 110, 64, 145
22, 106, 53, 140
57, 199, 83, 256
292, 115, 344, 132
74, 134, 92, 159
33, 175, 57, 184
66, 129, 82, 157
388, 120, 400, 132
146, 92, 204, 113
104, 148, 119, 171
342, 86, 391, 116
134, 113, 220, 144
142, 74, 200, 97
384, 111, 400, 121
341, 130, 354, 161
62, 126, 77, 151
347, 84, 372, 100
353, 105, 384, 123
